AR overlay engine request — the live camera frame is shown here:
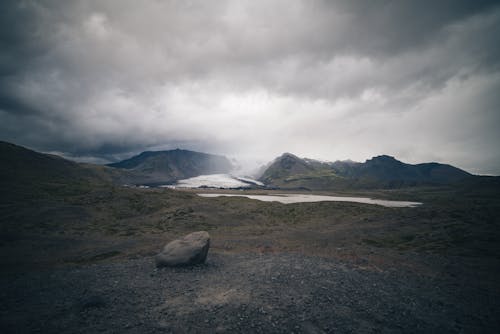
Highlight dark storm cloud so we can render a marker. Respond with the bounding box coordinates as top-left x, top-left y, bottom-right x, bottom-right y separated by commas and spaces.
1, 0, 499, 174
334, 0, 498, 53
